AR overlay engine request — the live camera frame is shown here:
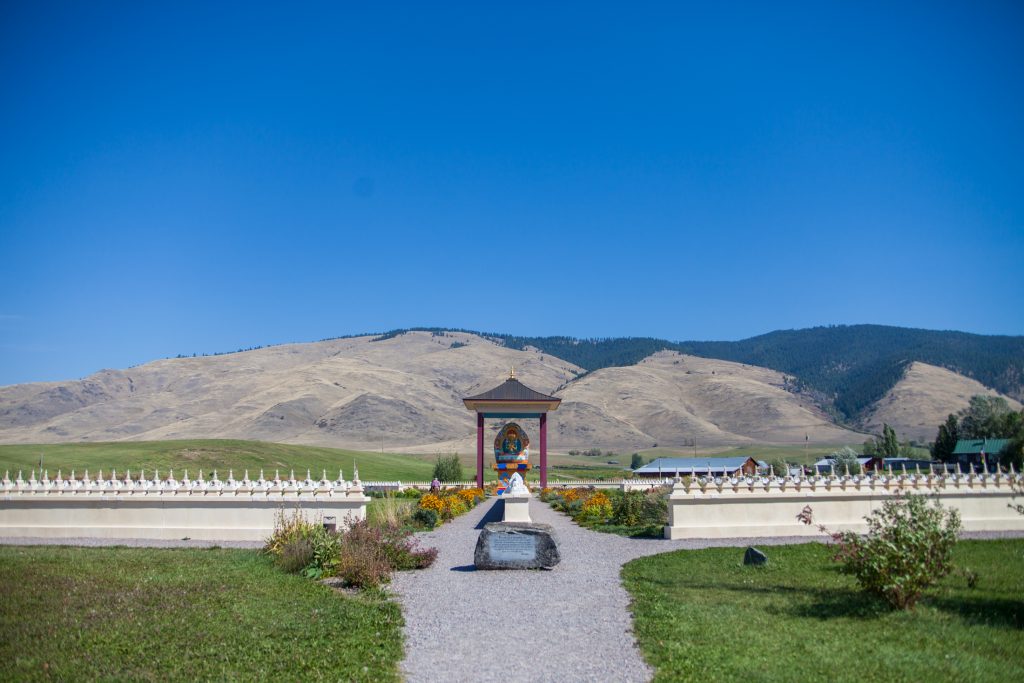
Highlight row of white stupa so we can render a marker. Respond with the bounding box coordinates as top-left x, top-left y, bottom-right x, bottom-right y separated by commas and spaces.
1, 468, 363, 494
